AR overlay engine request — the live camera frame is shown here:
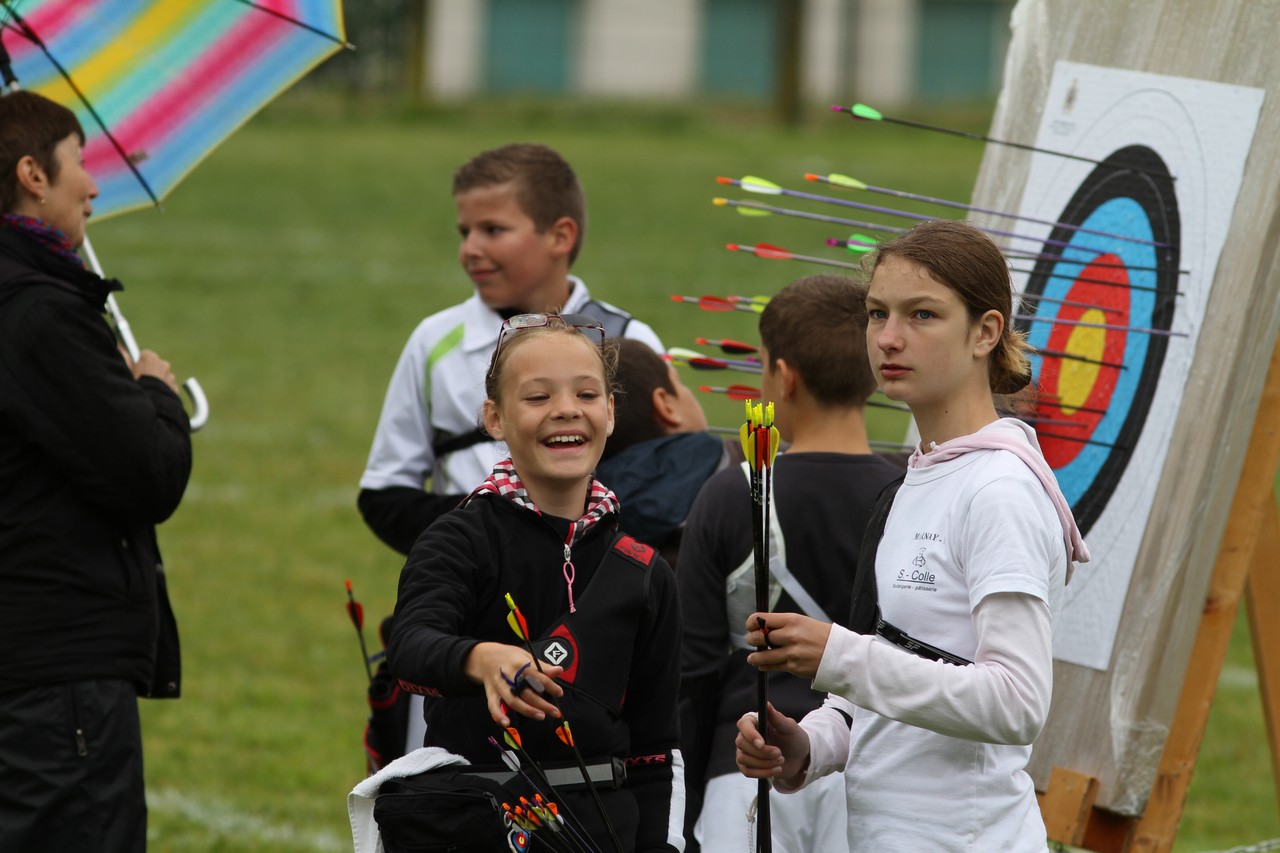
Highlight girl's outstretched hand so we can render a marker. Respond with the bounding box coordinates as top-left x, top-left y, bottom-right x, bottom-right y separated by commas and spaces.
736, 702, 810, 787
464, 641, 565, 727
744, 612, 832, 680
